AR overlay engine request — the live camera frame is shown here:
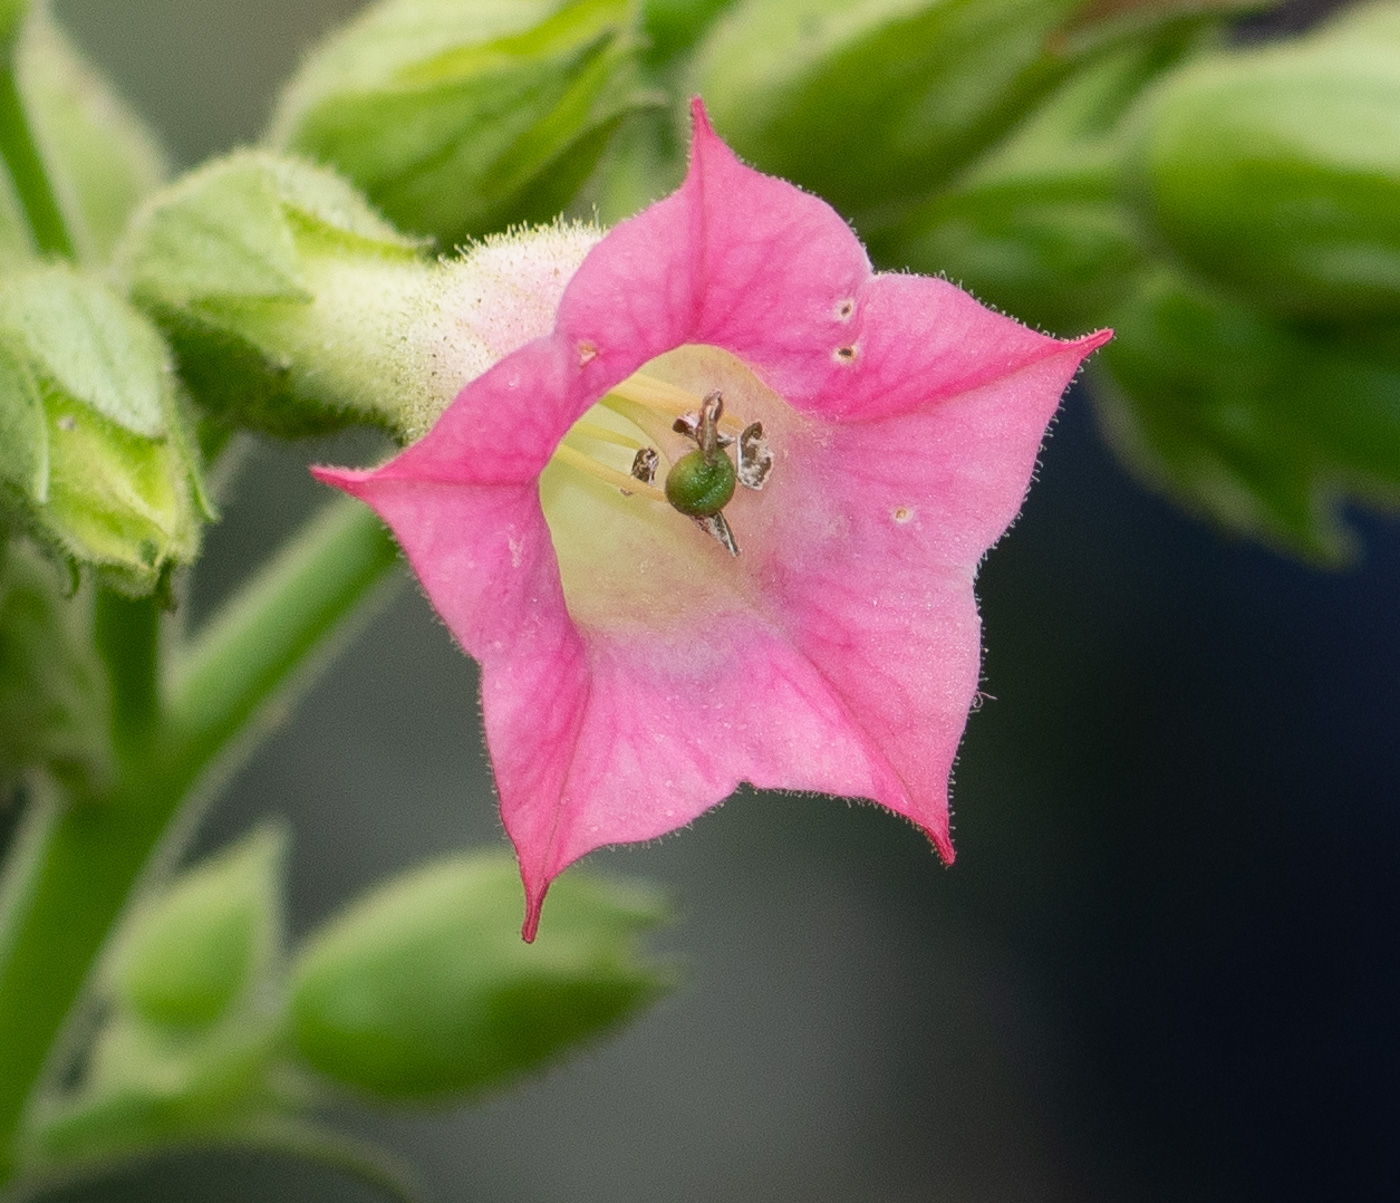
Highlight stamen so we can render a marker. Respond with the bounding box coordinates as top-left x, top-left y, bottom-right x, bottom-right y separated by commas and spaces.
606, 373, 746, 435
694, 512, 739, 557
566, 420, 647, 452
631, 448, 659, 484
737, 422, 772, 490
551, 442, 669, 504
